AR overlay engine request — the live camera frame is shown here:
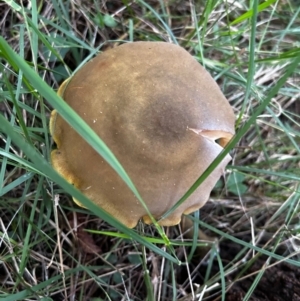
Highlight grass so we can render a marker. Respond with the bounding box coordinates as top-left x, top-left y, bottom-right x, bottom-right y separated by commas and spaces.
0, 0, 300, 300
